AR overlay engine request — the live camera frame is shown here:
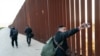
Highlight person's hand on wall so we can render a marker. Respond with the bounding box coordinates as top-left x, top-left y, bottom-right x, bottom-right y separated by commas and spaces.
78, 23, 90, 30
